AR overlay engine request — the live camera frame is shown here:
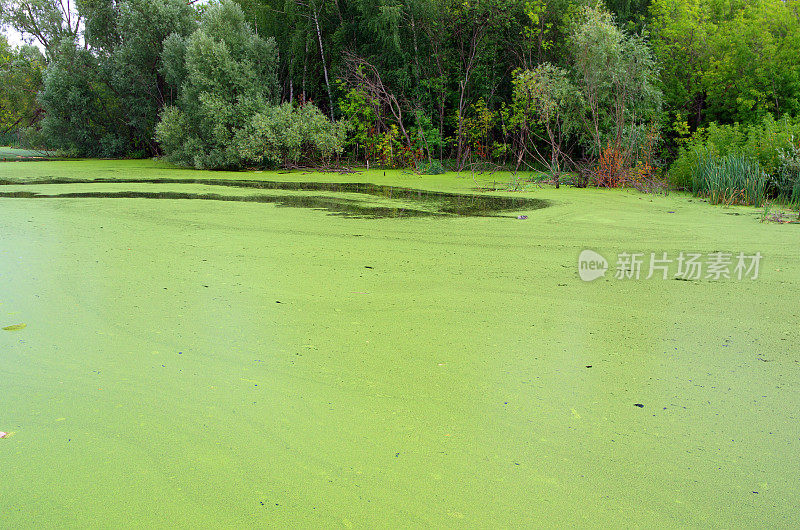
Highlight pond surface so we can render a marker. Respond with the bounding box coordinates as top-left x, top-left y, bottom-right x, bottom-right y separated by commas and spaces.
0, 171, 798, 527
0, 178, 547, 218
